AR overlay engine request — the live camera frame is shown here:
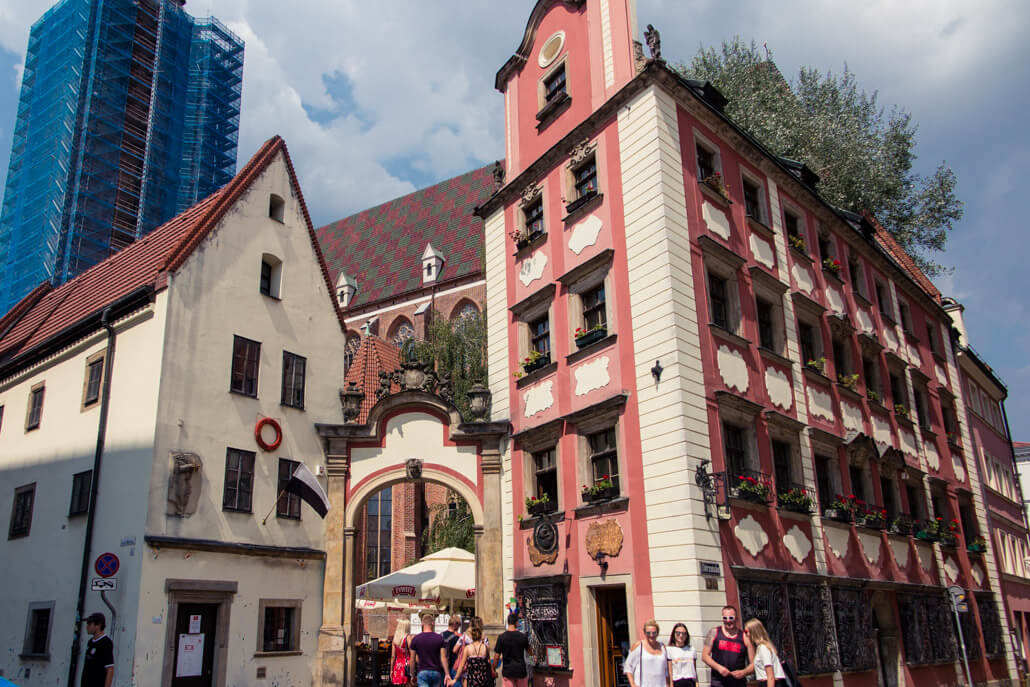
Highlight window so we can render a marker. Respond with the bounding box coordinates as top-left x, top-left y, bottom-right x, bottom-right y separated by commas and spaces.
889, 371, 907, 409
771, 440, 793, 492
260, 254, 283, 299
69, 470, 92, 516
258, 600, 301, 653
344, 334, 360, 372
524, 198, 544, 239
880, 476, 898, 518
269, 194, 285, 222
532, 448, 558, 512
848, 255, 864, 295
926, 323, 941, 357
784, 210, 801, 239
0, 404, 4, 433
22, 602, 54, 658
281, 351, 306, 409
848, 465, 867, 502
723, 422, 747, 480
543, 64, 567, 105
83, 353, 104, 408
905, 482, 926, 521
797, 320, 819, 364
390, 319, 415, 349
230, 336, 260, 397
862, 355, 879, 395
875, 281, 891, 317
25, 383, 44, 430
588, 428, 619, 493
898, 300, 913, 335
276, 459, 301, 520
814, 454, 835, 511
529, 315, 550, 357
697, 143, 716, 181
756, 297, 775, 350
582, 283, 606, 331
573, 158, 598, 200
364, 486, 392, 579
831, 334, 849, 377
708, 271, 730, 329
9, 483, 35, 538
741, 176, 764, 222
222, 448, 255, 512
818, 234, 832, 261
